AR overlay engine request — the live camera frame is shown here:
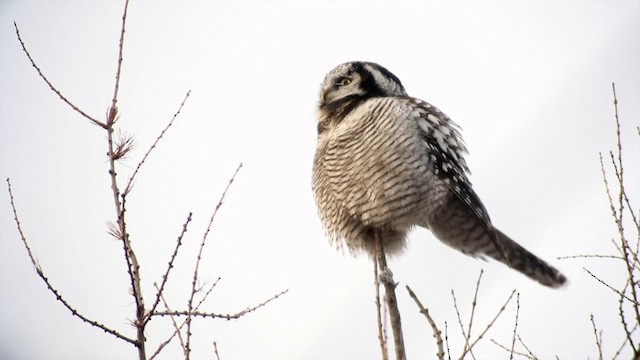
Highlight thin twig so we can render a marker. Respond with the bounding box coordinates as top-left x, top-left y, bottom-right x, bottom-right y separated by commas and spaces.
489, 339, 536, 360
185, 163, 242, 360
464, 270, 484, 359
517, 335, 539, 360
109, 0, 129, 123
6, 179, 135, 345
13, 23, 106, 129
123, 90, 191, 196
584, 267, 638, 304
451, 289, 469, 351
374, 230, 406, 360
557, 254, 623, 261
153, 282, 186, 351
213, 341, 221, 360
445, 321, 451, 360
406, 285, 444, 360
374, 257, 389, 360
610, 84, 637, 232
591, 314, 604, 360
618, 281, 637, 352
145, 212, 193, 326
155, 289, 289, 319
459, 289, 517, 359
149, 277, 223, 360
601, 84, 640, 329
612, 323, 639, 359
510, 293, 520, 360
